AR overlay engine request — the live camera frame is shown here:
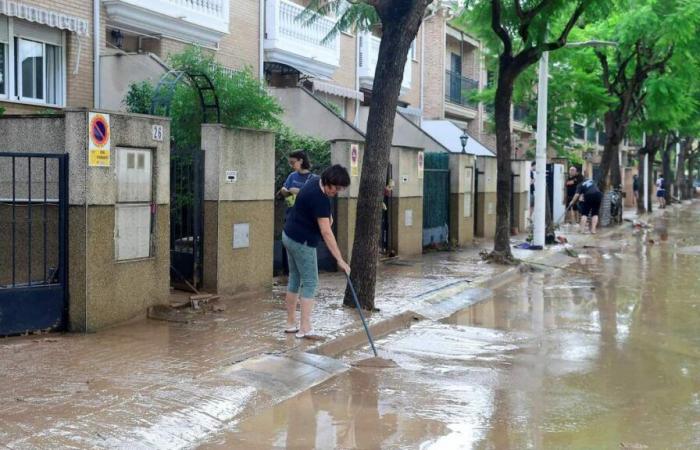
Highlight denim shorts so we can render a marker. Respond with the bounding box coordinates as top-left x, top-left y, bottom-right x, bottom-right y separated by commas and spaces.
282, 232, 319, 299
